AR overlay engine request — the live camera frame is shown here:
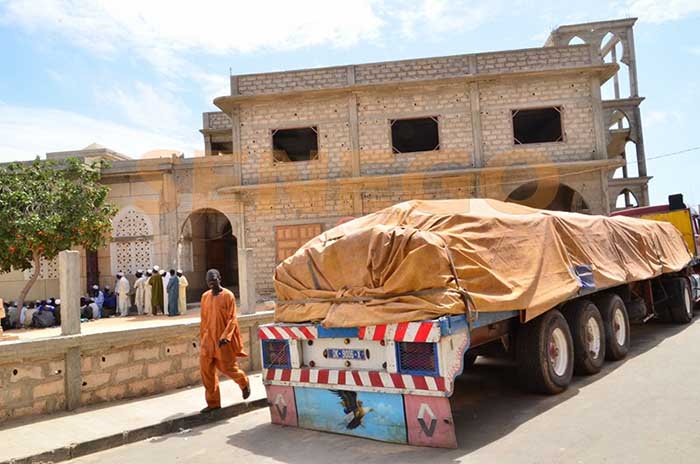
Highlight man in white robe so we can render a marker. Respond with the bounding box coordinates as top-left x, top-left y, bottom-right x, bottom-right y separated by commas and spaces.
115, 272, 131, 317
144, 270, 153, 315
134, 270, 147, 315
177, 270, 188, 315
